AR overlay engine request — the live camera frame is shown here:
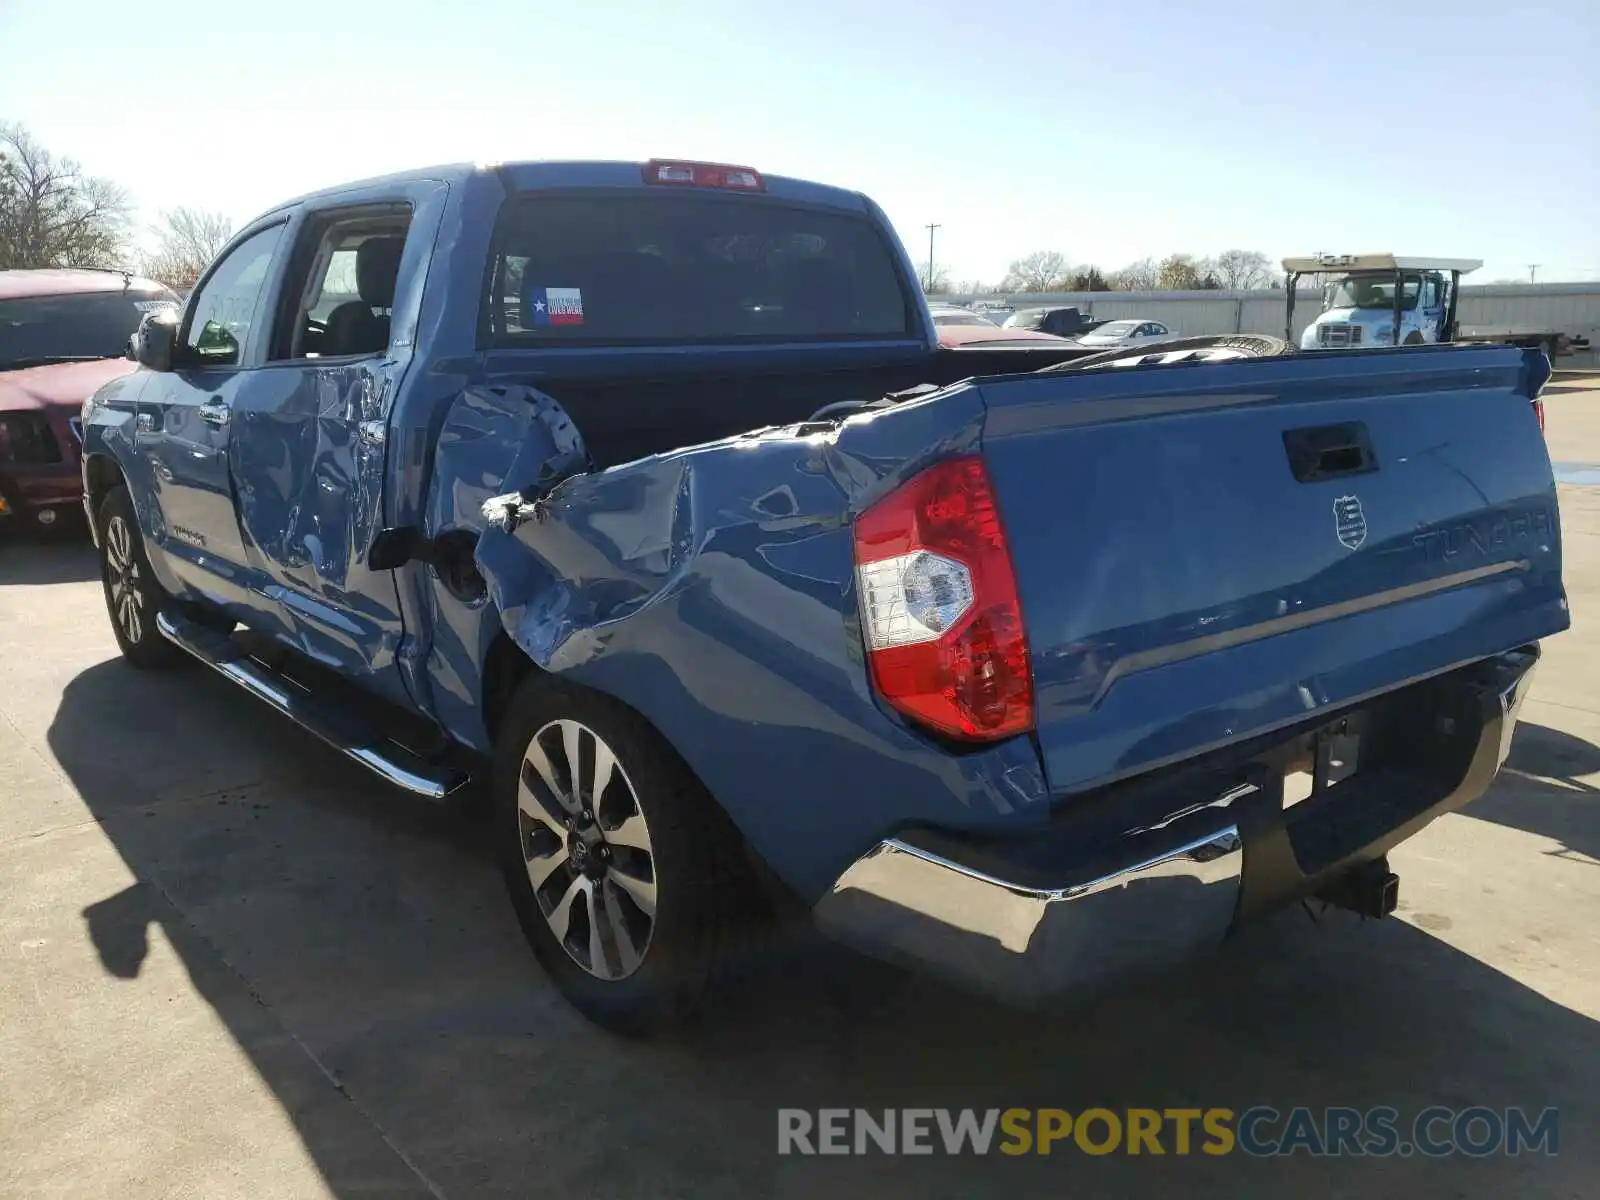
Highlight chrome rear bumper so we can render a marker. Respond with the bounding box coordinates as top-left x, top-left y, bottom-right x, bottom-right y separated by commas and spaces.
816, 819, 1245, 1004
814, 646, 1539, 1004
